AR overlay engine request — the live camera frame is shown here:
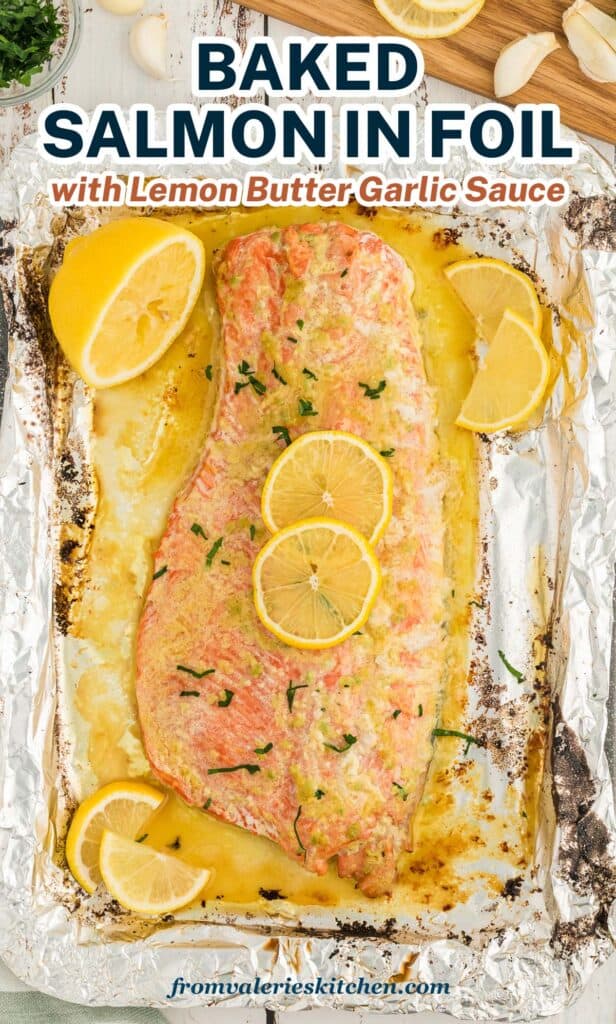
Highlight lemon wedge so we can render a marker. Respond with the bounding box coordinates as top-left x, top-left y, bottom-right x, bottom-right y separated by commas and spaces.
373, 0, 484, 37
456, 309, 550, 433
65, 780, 164, 894
99, 830, 210, 915
444, 257, 542, 341
261, 430, 393, 545
49, 217, 205, 389
253, 518, 381, 650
